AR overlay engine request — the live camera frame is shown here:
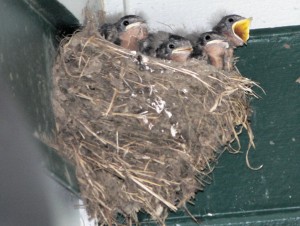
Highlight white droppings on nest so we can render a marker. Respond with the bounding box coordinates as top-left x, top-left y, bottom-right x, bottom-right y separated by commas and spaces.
148, 123, 154, 130
182, 88, 188, 94
148, 85, 157, 96
131, 93, 137, 97
136, 55, 157, 72
142, 55, 149, 63
139, 111, 149, 125
137, 54, 149, 64
141, 115, 149, 125
170, 123, 179, 138
164, 109, 172, 118
151, 96, 166, 114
